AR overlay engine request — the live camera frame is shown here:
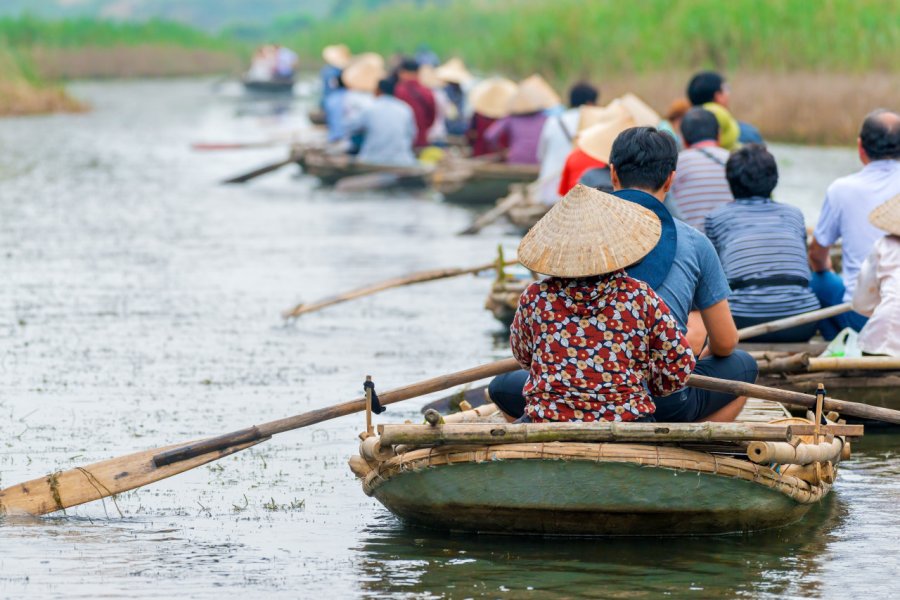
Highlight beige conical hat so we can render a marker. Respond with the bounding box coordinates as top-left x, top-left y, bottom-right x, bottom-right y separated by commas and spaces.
509, 74, 561, 115
517, 184, 661, 277
576, 112, 637, 163
577, 101, 630, 134
619, 93, 661, 127
322, 44, 352, 69
869, 194, 900, 236
434, 57, 473, 84
418, 64, 442, 89
342, 53, 386, 93
469, 77, 518, 119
